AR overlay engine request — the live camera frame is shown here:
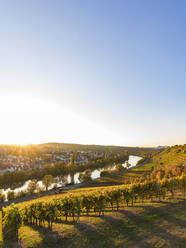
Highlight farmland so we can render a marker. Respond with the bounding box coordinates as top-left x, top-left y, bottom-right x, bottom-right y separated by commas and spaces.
1, 145, 186, 248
